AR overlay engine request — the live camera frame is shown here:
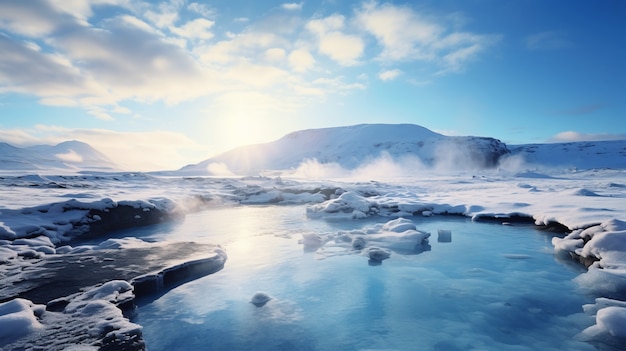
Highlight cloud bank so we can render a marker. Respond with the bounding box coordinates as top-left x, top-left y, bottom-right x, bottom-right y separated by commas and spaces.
0, 0, 501, 121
